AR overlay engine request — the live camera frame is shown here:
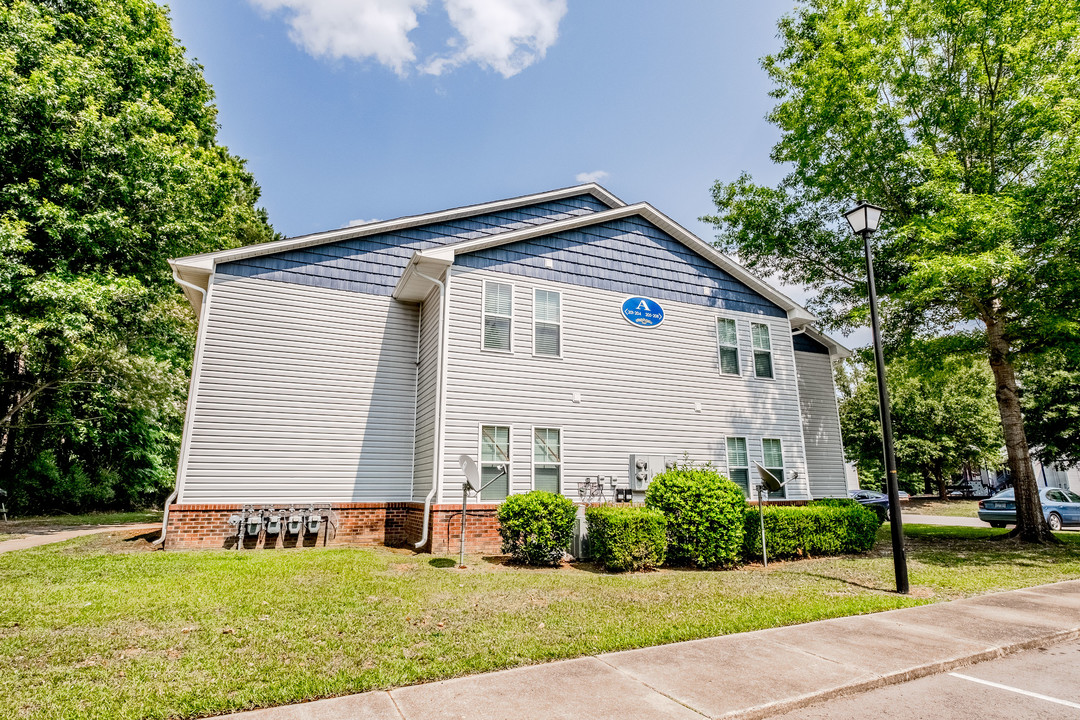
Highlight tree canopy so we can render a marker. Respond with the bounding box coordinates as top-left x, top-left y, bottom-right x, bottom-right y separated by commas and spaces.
0, 0, 276, 512
704, 0, 1080, 541
838, 351, 1003, 496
